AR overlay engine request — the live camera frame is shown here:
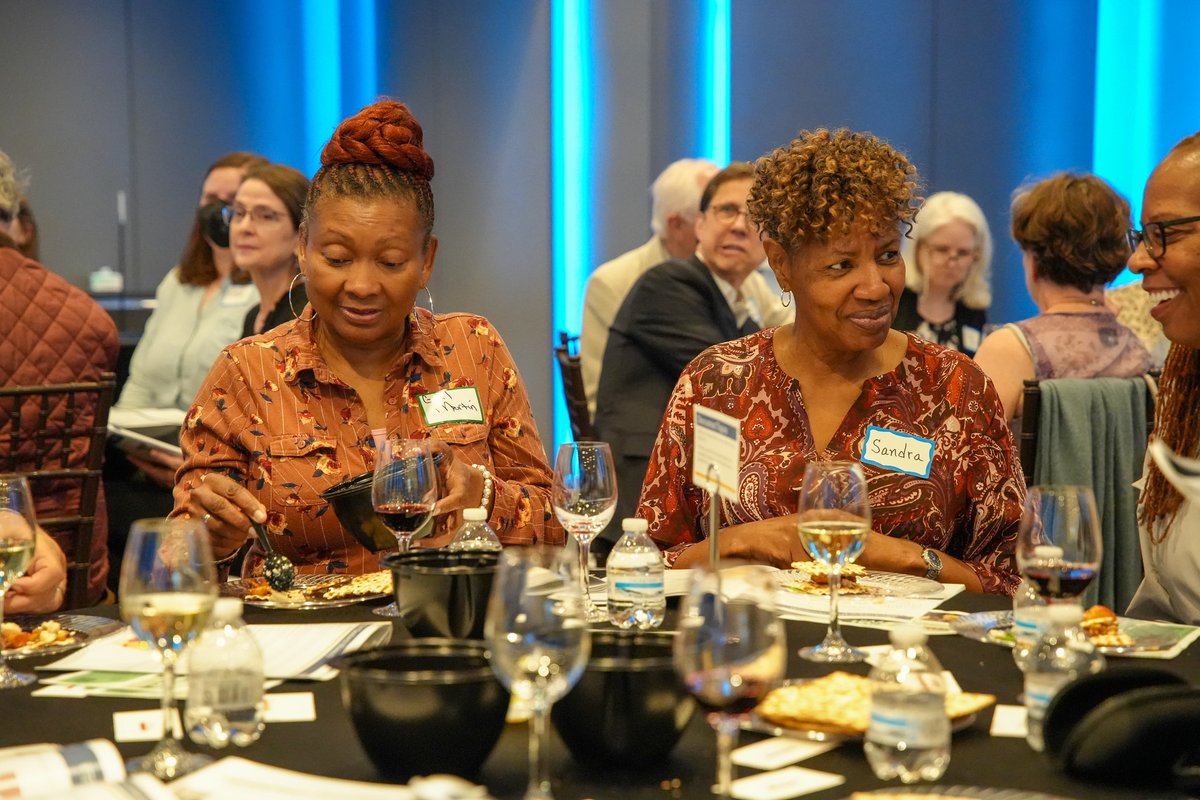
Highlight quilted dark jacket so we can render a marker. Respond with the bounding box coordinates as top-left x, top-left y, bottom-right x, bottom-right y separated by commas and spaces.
0, 247, 119, 603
